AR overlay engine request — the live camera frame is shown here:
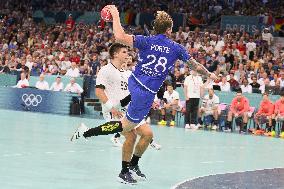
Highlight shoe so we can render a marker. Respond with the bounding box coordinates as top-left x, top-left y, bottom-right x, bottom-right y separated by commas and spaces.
158, 120, 167, 126
70, 123, 89, 141
224, 127, 231, 132
129, 165, 146, 181
264, 132, 272, 136
190, 124, 198, 130
212, 125, 218, 130
170, 121, 175, 126
253, 129, 265, 135
150, 140, 162, 150
196, 123, 202, 129
110, 135, 123, 147
271, 131, 276, 137
185, 124, 191, 129
280, 132, 284, 138
117, 171, 137, 185
248, 128, 255, 133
